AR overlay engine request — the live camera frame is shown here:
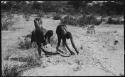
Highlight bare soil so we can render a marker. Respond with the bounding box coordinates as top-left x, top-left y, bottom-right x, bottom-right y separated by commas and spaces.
2, 15, 124, 76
